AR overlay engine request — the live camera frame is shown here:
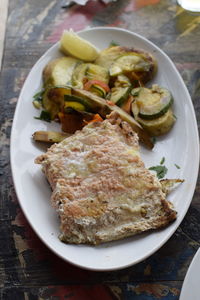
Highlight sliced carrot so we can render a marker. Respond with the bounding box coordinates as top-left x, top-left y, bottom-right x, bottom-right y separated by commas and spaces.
121, 95, 133, 114
84, 80, 110, 93
83, 114, 103, 125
